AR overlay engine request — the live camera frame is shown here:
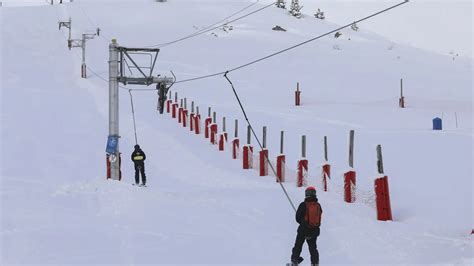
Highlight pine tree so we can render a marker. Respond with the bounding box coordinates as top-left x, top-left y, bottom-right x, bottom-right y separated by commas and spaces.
289, 0, 303, 18
314, 8, 325, 19
276, 0, 286, 9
